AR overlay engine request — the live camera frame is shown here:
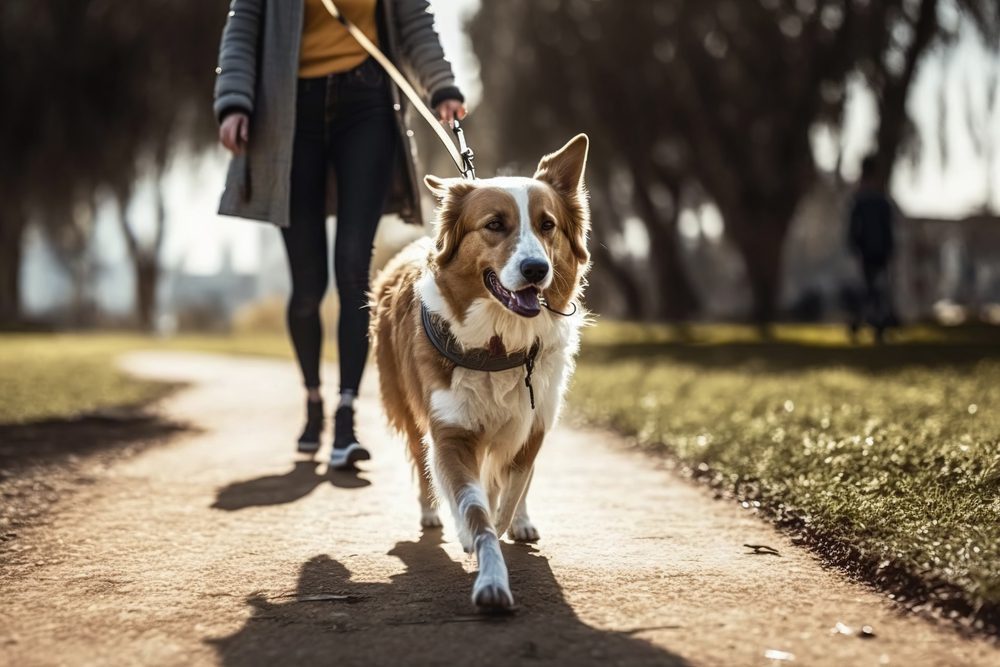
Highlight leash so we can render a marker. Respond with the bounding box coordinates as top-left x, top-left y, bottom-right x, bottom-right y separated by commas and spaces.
319, 0, 476, 180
